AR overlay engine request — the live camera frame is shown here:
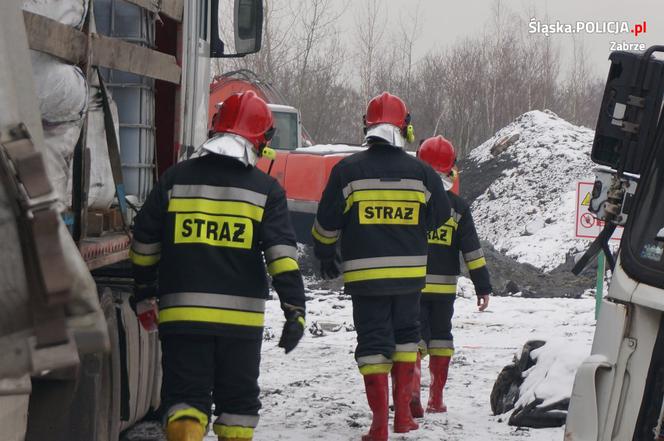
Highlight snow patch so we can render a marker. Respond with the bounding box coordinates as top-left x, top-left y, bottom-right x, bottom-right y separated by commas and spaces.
295, 144, 366, 155
515, 339, 589, 409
